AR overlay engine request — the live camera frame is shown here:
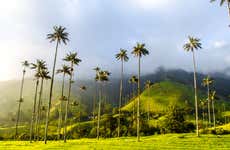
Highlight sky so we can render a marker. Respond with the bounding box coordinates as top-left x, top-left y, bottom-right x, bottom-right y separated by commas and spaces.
0, 0, 230, 81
